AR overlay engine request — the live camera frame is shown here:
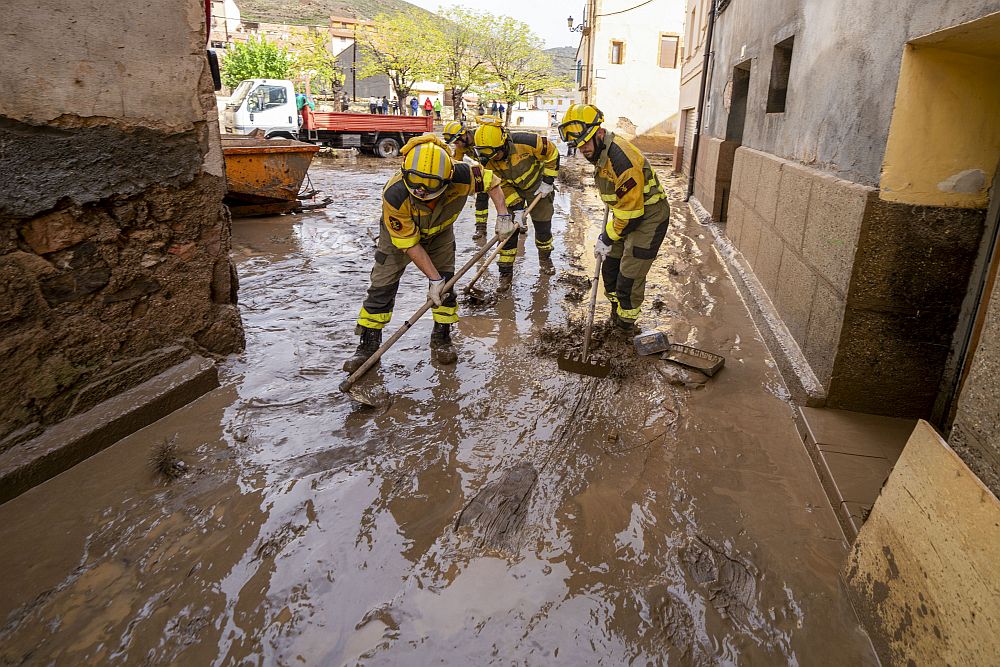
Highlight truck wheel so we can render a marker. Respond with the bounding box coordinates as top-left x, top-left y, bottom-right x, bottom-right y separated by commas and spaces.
375, 137, 400, 158
267, 131, 296, 140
